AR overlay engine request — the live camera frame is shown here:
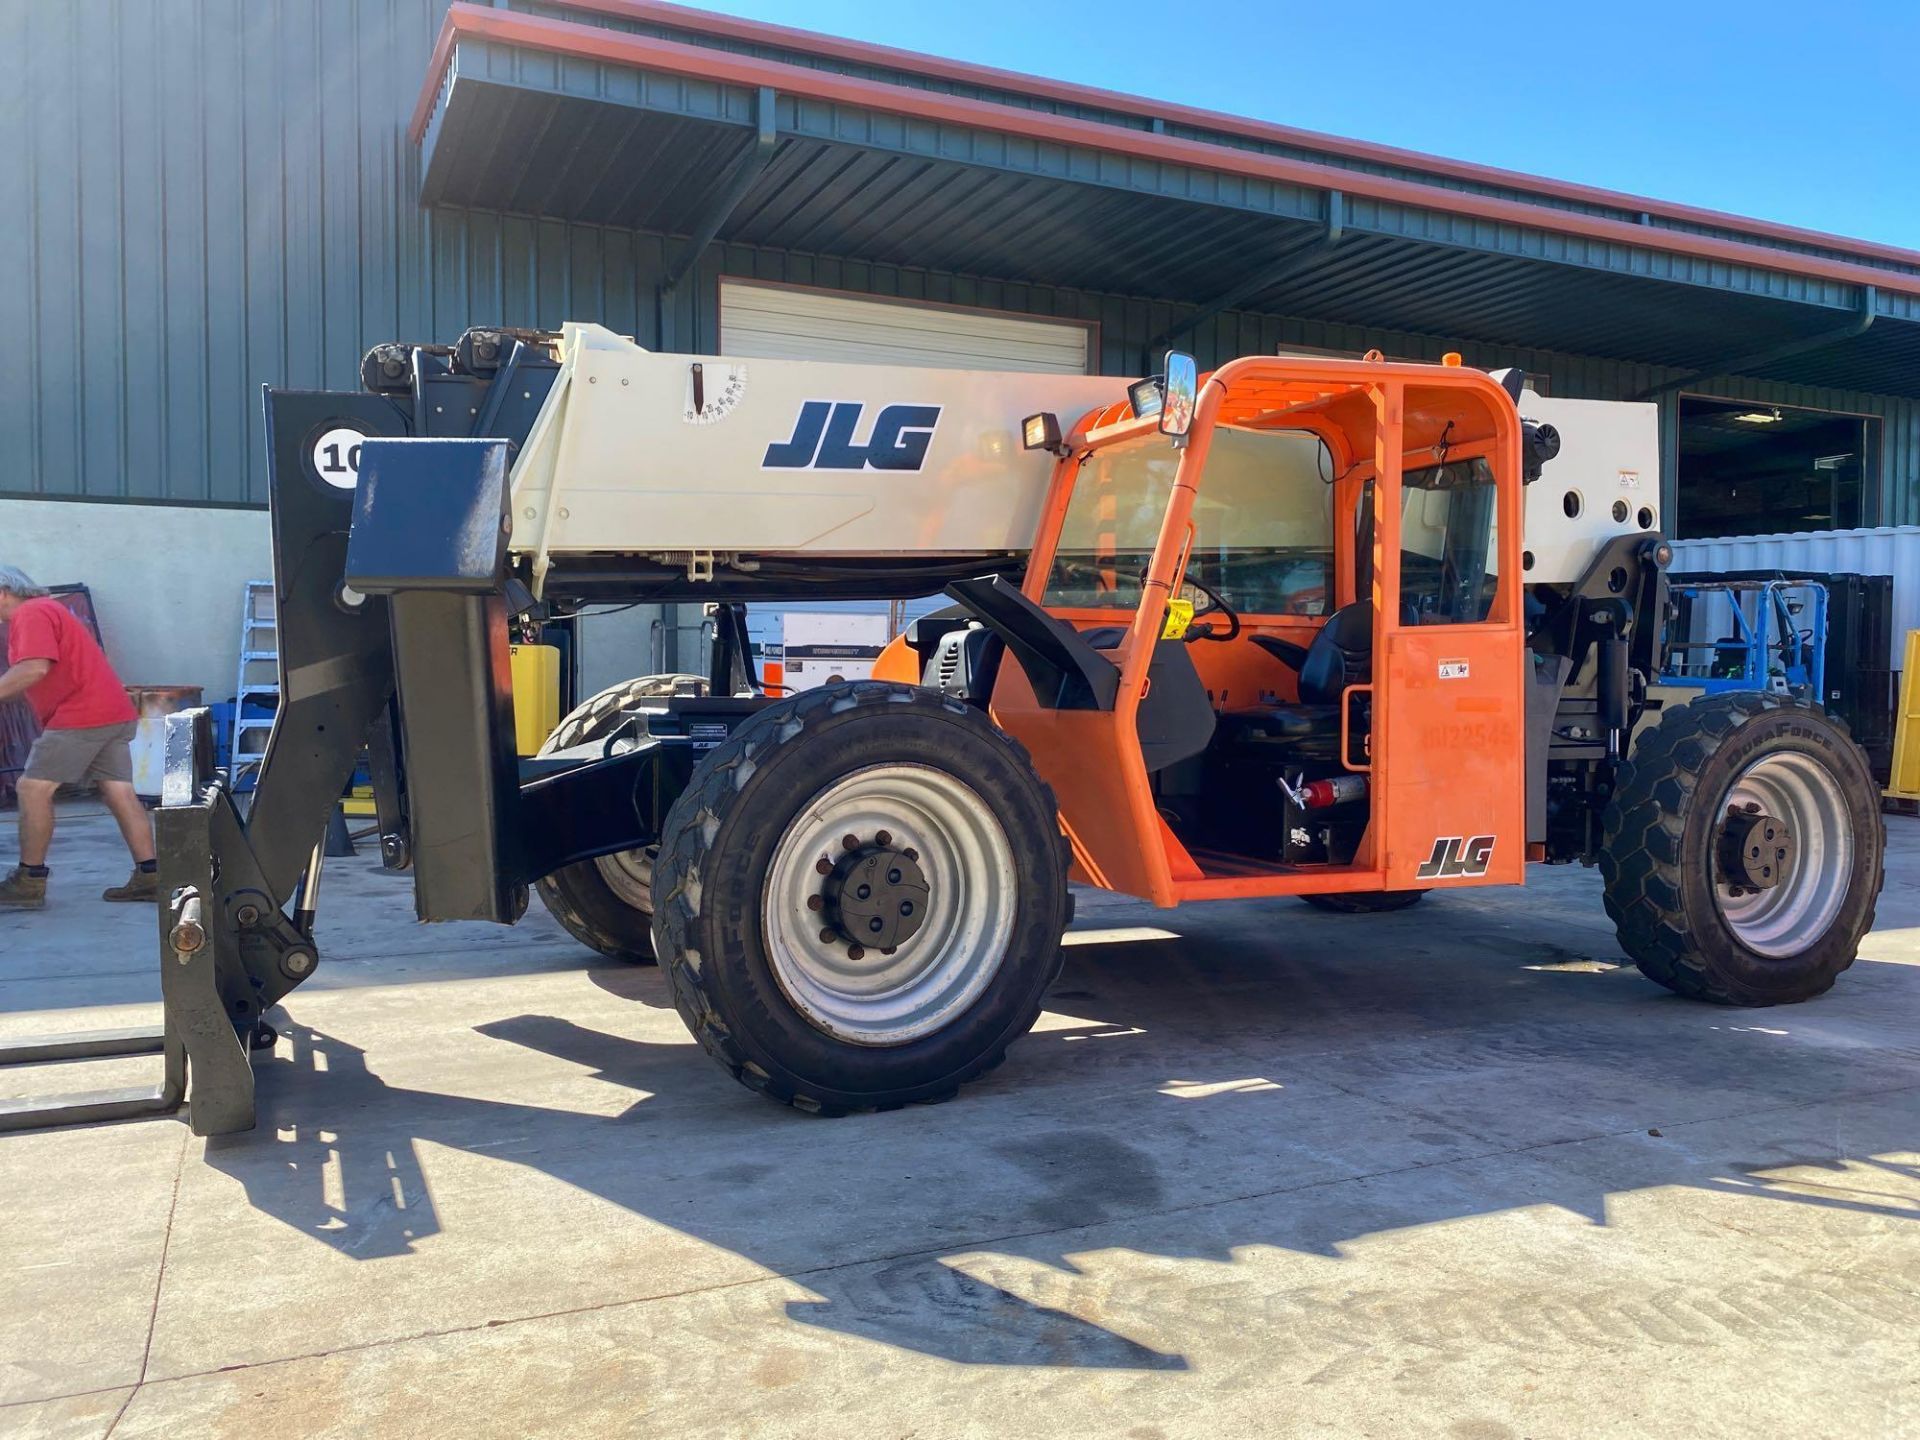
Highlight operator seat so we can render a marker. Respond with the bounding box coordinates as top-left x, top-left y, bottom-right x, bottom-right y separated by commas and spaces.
1079, 624, 1216, 772
1216, 600, 1396, 756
